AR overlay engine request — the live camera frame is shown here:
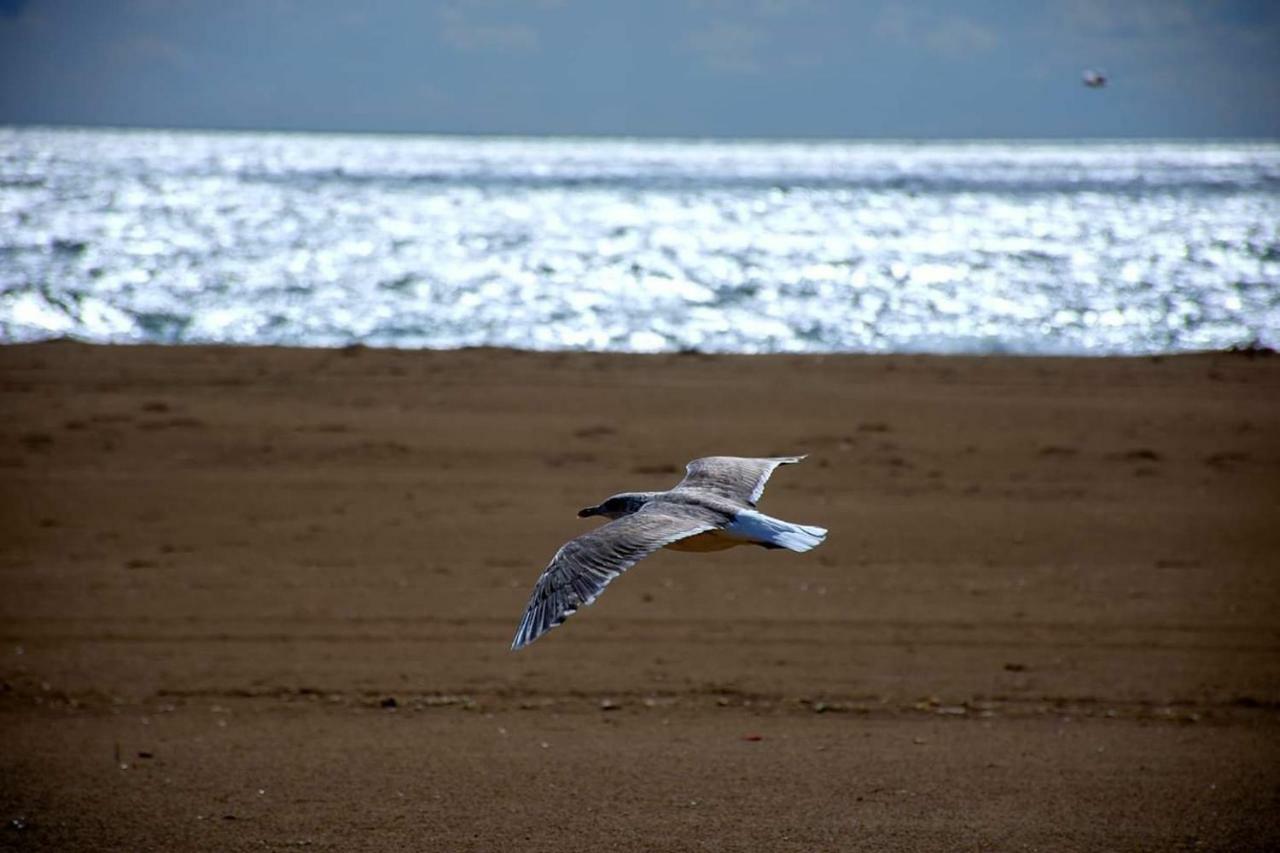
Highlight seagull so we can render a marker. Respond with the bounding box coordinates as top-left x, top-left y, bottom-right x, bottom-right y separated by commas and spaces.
1082, 69, 1107, 88
510, 455, 828, 650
